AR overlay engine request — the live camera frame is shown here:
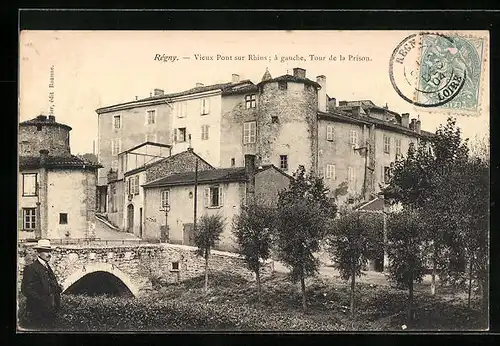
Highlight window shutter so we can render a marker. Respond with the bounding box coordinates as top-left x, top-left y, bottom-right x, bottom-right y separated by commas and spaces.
174, 128, 178, 142
125, 178, 129, 195
135, 176, 140, 195
219, 186, 224, 206
204, 188, 210, 207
